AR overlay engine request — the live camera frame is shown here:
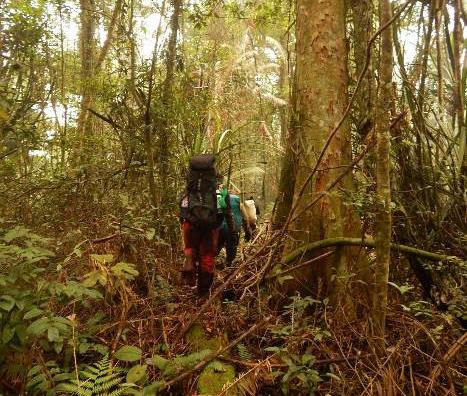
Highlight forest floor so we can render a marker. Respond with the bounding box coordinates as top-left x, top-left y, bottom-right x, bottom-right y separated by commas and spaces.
5, 218, 465, 395
78, 222, 466, 396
